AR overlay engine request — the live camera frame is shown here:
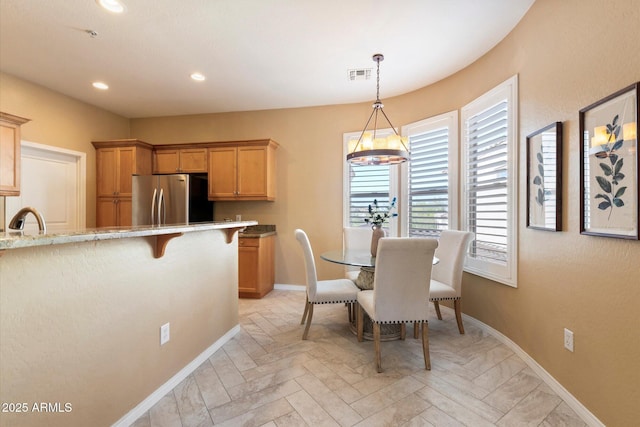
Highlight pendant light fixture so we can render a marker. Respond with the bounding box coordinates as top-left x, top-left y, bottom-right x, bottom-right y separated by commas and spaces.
347, 54, 410, 165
